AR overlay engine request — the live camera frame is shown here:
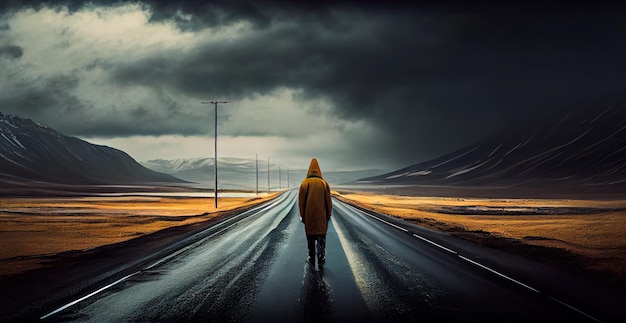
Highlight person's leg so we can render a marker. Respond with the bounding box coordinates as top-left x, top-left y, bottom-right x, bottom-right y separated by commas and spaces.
306, 235, 316, 264
317, 235, 326, 265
